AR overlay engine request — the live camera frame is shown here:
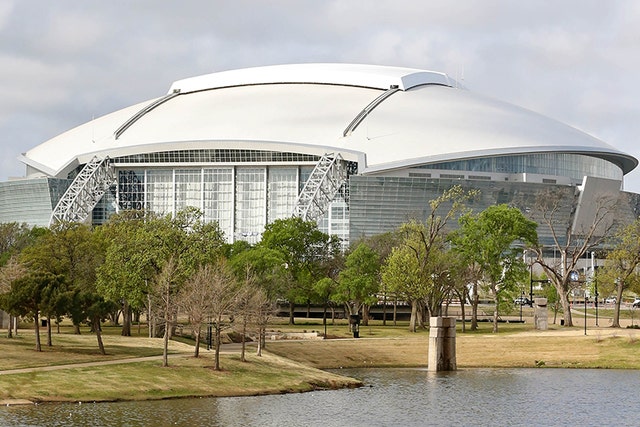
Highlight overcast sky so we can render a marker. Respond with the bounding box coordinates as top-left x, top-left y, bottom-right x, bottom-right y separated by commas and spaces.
2, 1, 640, 192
